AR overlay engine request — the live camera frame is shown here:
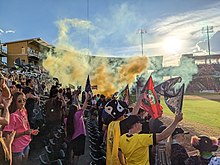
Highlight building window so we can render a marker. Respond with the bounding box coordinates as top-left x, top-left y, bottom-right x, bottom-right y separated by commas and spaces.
21, 47, 25, 54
